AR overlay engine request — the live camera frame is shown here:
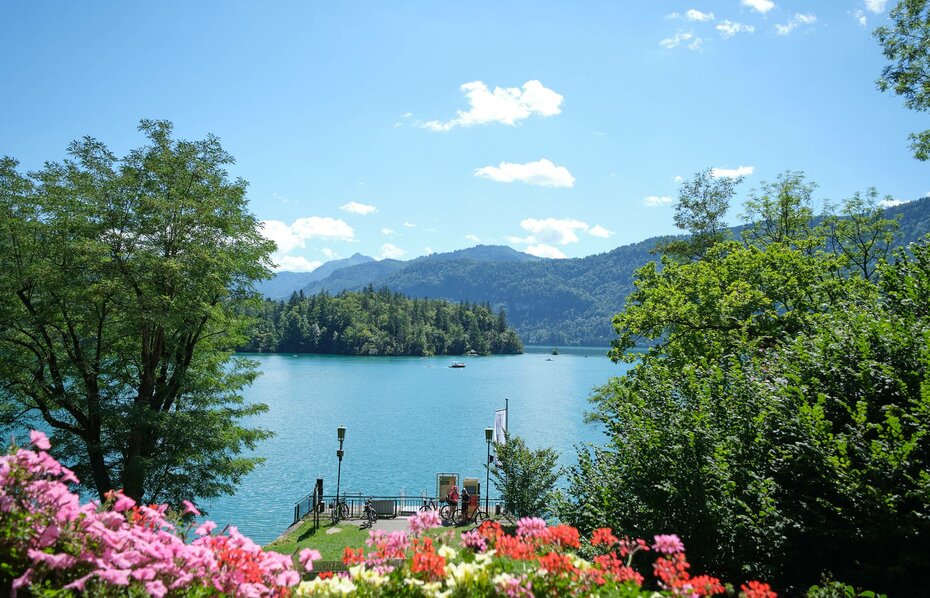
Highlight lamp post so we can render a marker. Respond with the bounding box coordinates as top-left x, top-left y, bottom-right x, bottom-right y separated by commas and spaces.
485, 427, 493, 514
336, 426, 346, 521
